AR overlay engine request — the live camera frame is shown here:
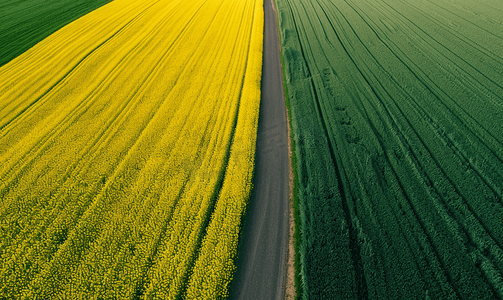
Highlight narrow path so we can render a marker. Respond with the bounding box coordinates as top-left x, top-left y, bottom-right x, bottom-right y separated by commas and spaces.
228, 0, 290, 298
